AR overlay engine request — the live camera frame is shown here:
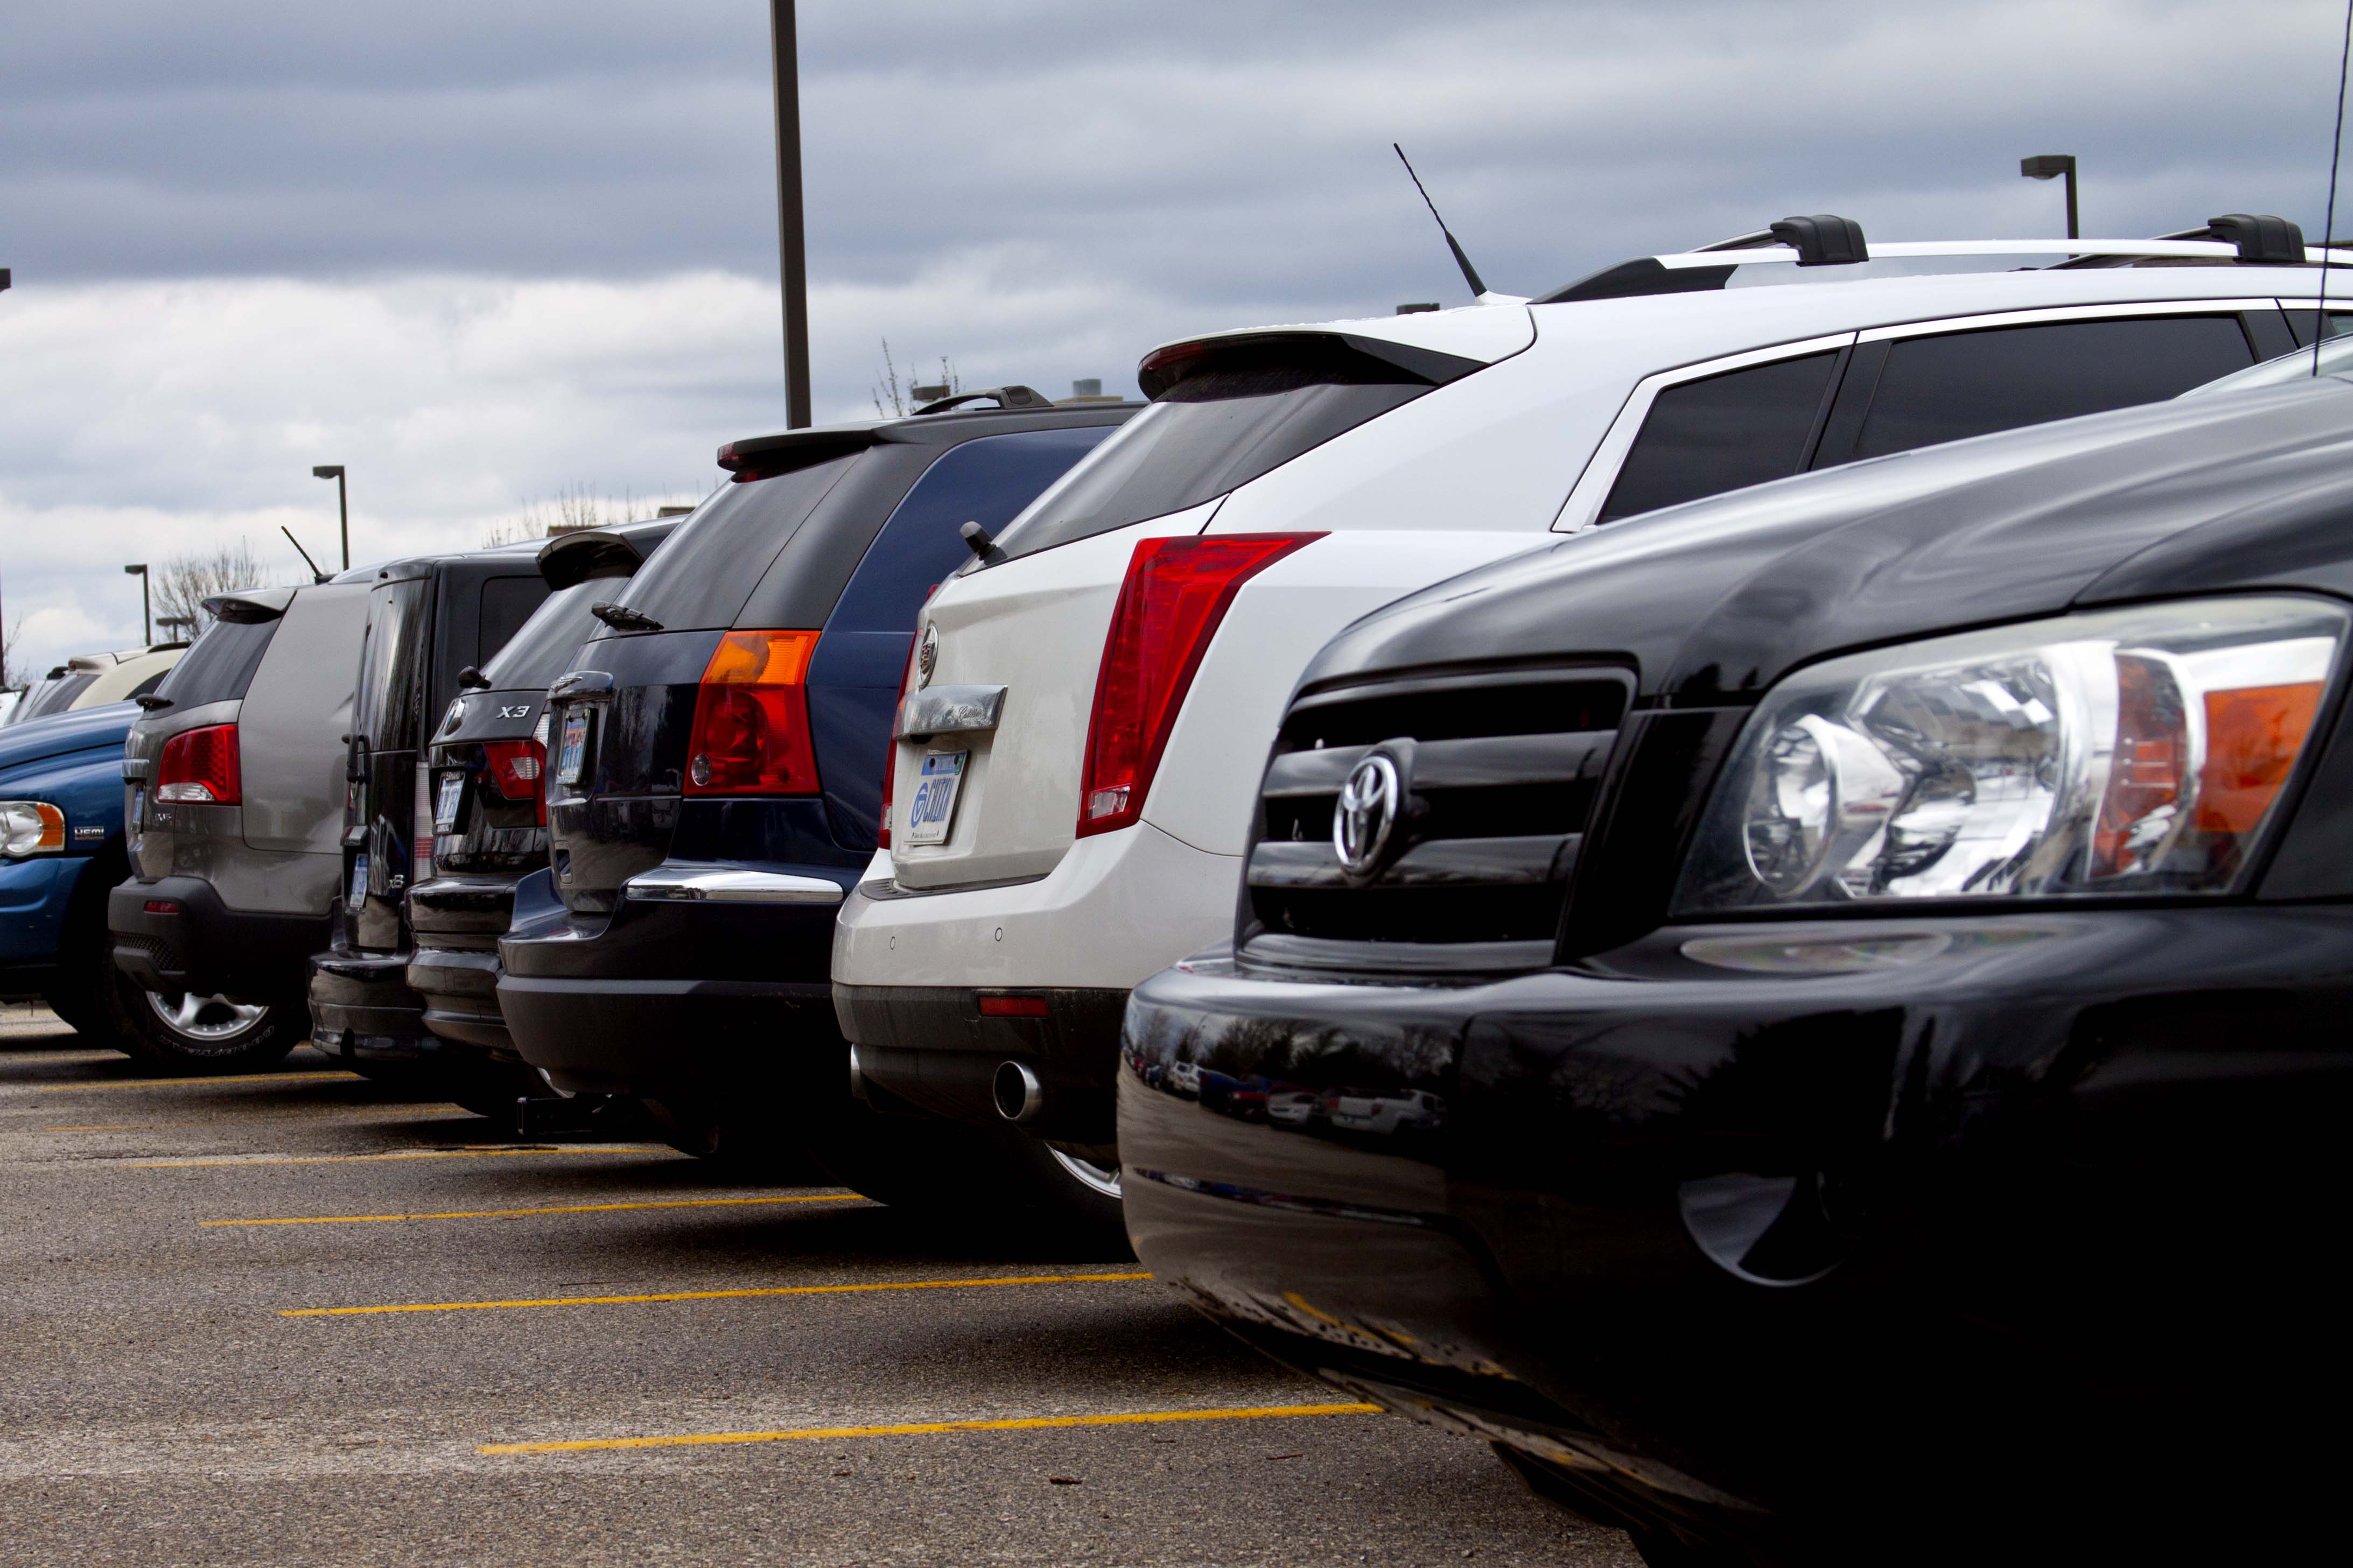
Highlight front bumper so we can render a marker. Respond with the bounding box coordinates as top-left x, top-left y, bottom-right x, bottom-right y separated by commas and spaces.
496, 862, 851, 1097
1, 854, 87, 971
107, 876, 326, 1002
1119, 908, 2353, 1551
832, 821, 1238, 1140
